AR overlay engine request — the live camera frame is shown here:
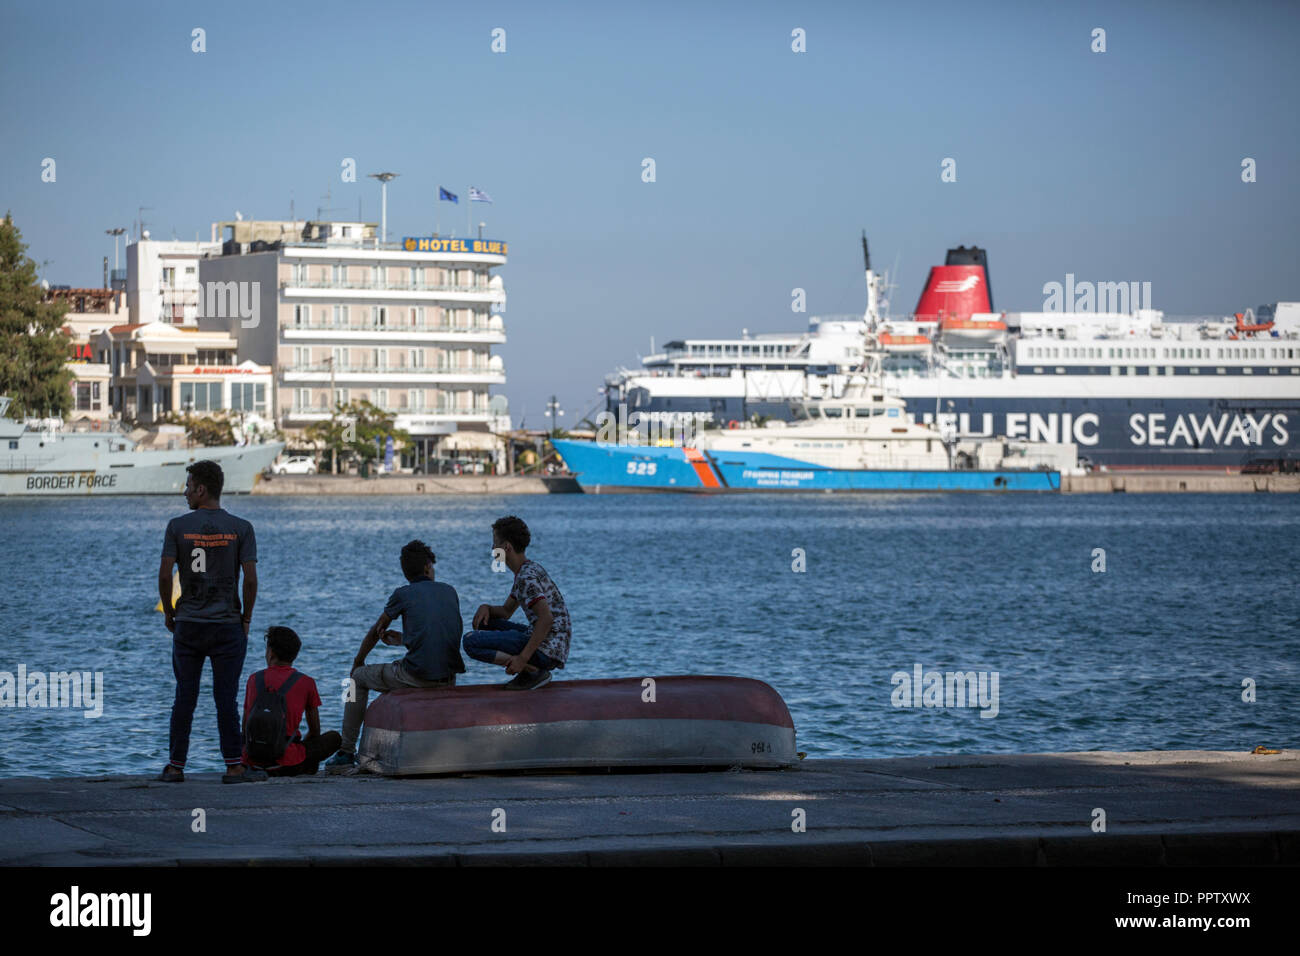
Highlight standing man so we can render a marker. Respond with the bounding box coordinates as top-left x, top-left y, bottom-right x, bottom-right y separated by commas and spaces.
158, 460, 264, 784
325, 540, 464, 773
